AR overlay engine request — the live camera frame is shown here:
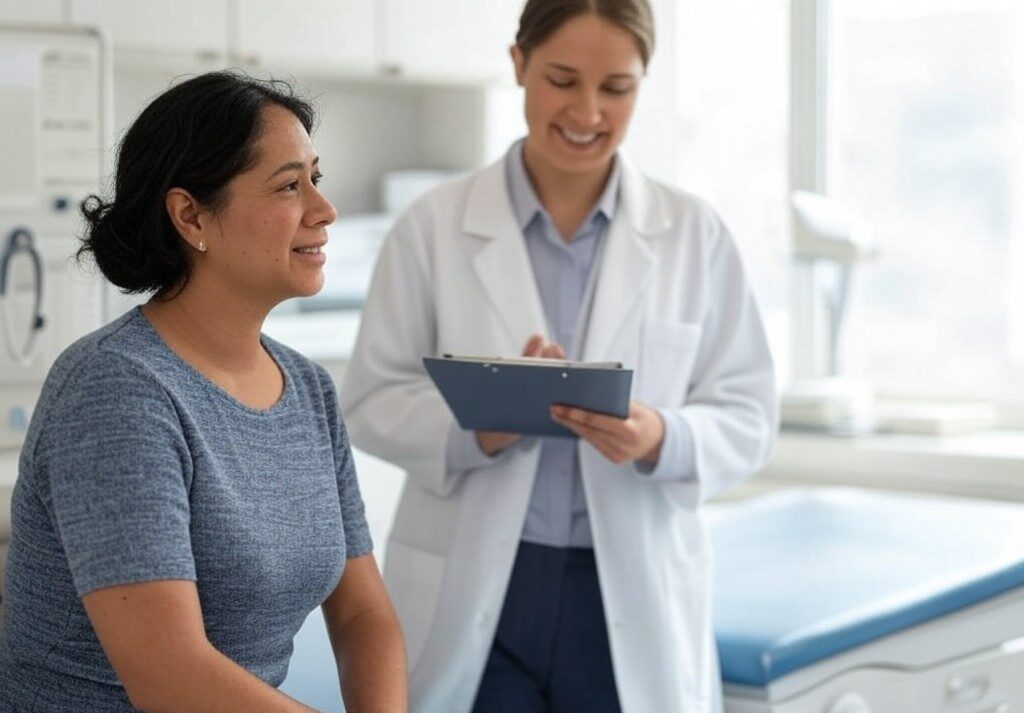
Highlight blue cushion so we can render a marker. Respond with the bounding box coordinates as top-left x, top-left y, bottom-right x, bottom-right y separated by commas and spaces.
711, 489, 1024, 686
